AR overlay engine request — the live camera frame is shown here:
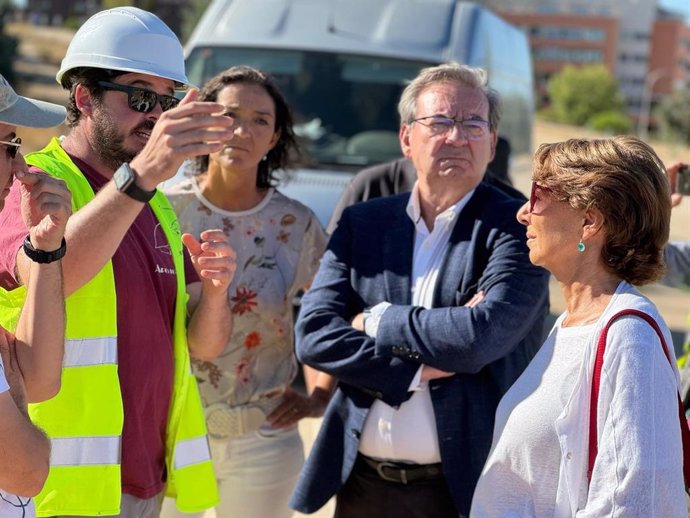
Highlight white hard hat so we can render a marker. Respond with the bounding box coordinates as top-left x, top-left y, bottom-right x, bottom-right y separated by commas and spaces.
57, 6, 189, 87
